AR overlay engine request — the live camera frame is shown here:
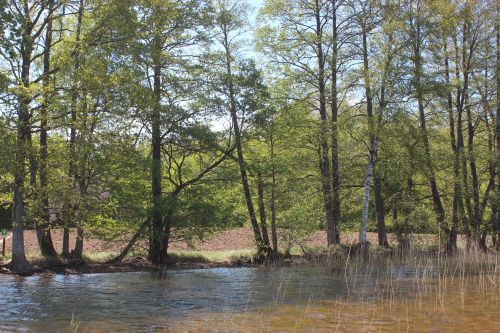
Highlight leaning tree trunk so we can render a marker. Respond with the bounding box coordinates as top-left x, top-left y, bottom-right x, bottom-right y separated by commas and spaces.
413, 24, 447, 239
416, 77, 447, 237
222, 26, 267, 254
